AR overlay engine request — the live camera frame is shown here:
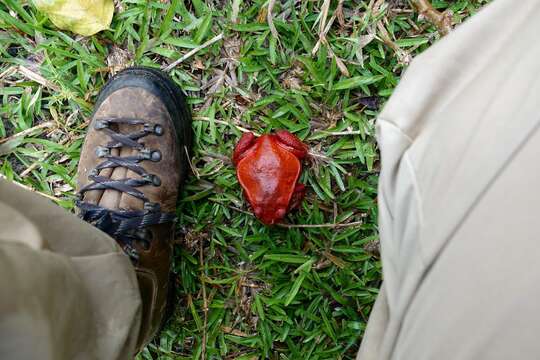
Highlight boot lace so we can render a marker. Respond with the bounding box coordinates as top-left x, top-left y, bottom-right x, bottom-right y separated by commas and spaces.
76, 117, 176, 262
